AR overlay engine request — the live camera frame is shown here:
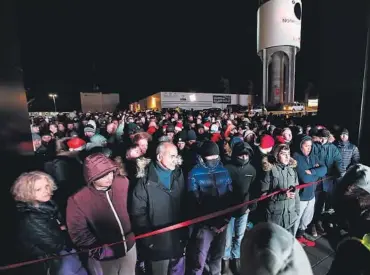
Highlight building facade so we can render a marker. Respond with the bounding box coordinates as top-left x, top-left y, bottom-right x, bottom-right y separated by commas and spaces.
130, 92, 254, 111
